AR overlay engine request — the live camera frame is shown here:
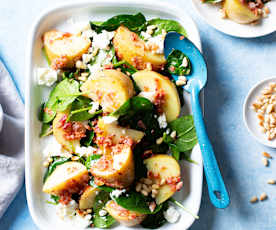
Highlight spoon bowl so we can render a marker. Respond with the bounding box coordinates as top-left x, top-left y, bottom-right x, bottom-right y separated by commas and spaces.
164, 32, 230, 209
